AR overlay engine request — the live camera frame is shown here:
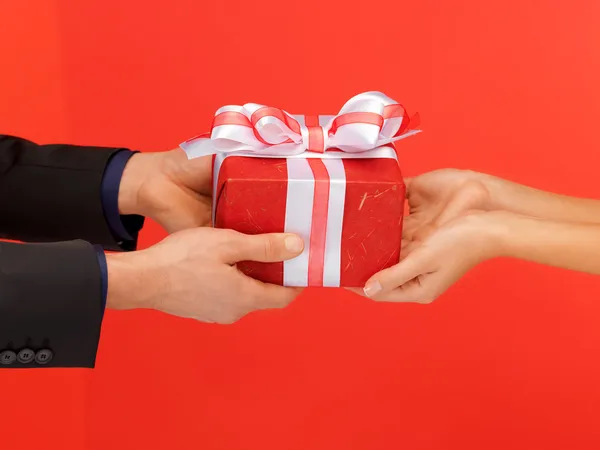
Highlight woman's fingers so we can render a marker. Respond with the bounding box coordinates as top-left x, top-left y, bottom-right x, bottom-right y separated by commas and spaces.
363, 247, 435, 299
